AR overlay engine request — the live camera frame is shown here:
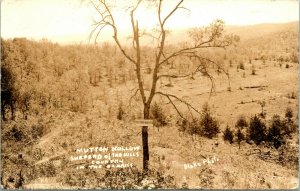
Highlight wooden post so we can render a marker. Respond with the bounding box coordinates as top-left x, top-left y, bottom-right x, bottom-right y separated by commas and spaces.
136, 119, 153, 171
142, 126, 149, 171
